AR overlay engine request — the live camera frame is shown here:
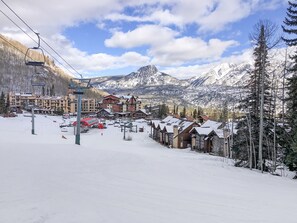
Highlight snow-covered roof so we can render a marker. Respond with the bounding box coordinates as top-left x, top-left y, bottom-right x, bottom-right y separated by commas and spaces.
162, 116, 174, 122
201, 120, 222, 129
135, 109, 149, 115
162, 116, 181, 125
140, 109, 148, 115
19, 93, 33, 97
190, 127, 214, 135
159, 123, 167, 131
178, 121, 195, 133
117, 95, 132, 100
151, 120, 161, 127
214, 129, 224, 138
163, 125, 174, 133
102, 108, 112, 114
135, 118, 147, 123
